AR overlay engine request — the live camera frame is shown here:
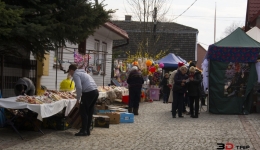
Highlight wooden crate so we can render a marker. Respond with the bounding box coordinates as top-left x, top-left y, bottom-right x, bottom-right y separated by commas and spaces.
66, 103, 81, 129
66, 103, 94, 130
